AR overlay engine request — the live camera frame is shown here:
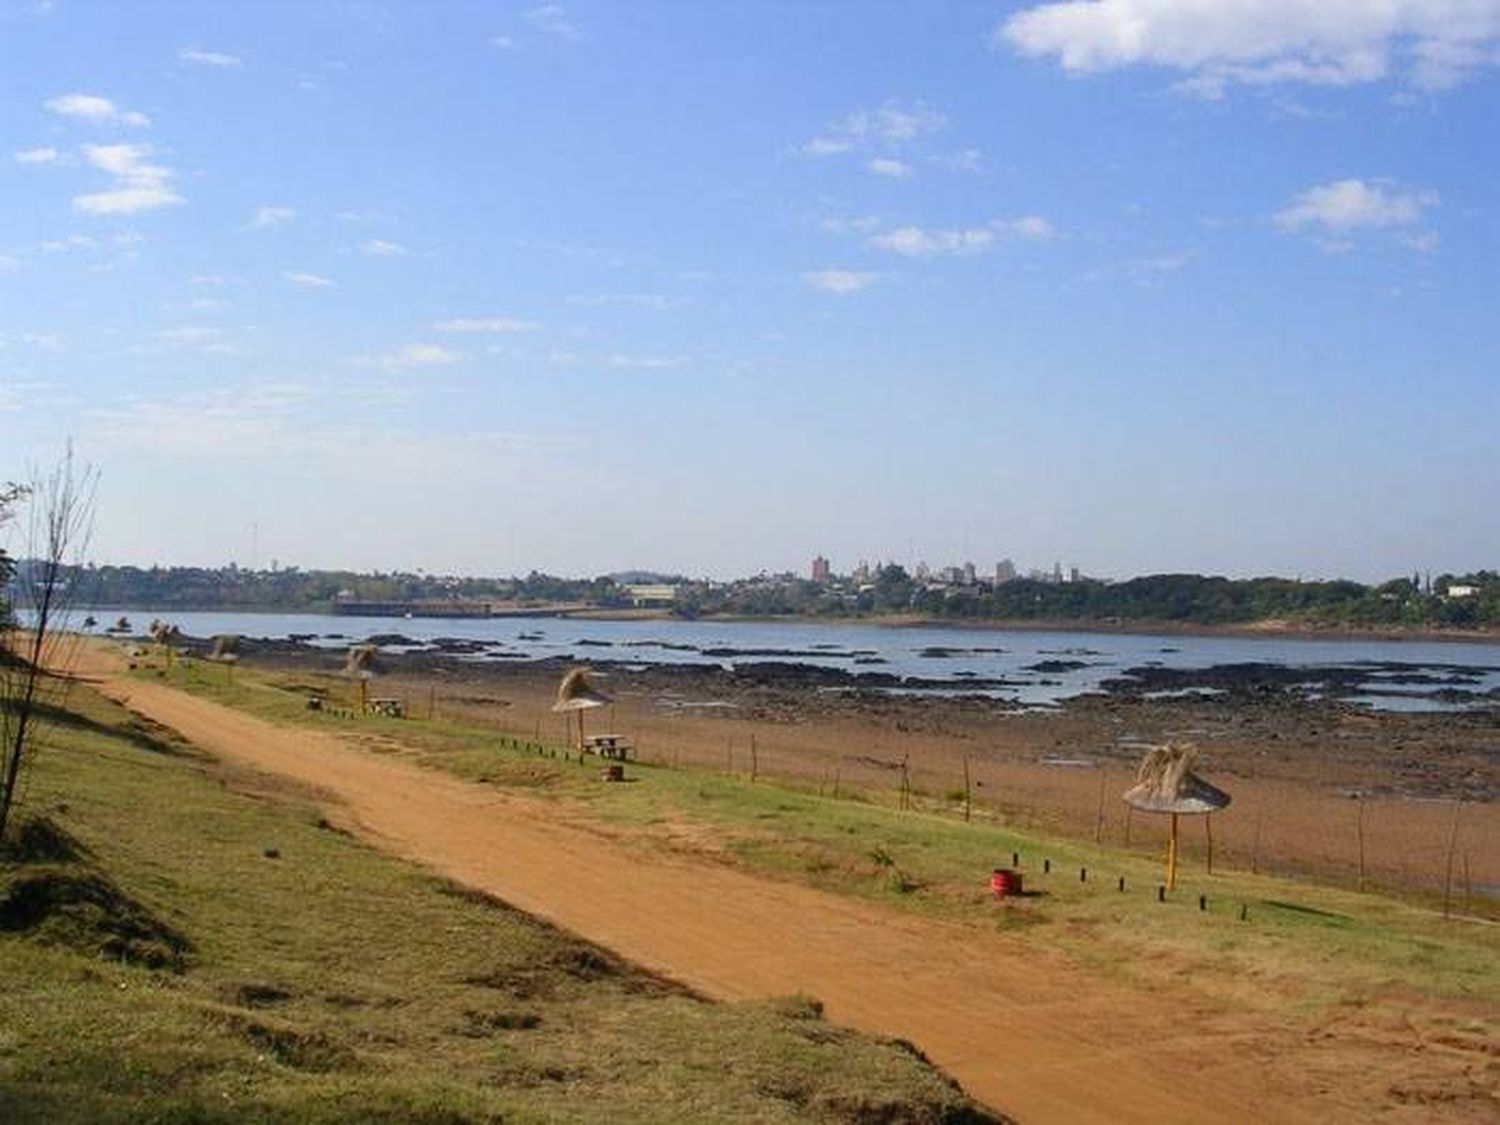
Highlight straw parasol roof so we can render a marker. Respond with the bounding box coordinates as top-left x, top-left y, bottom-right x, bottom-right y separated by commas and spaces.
343, 644, 379, 679
209, 634, 241, 663
149, 620, 181, 644
1123, 743, 1230, 815
551, 667, 611, 713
